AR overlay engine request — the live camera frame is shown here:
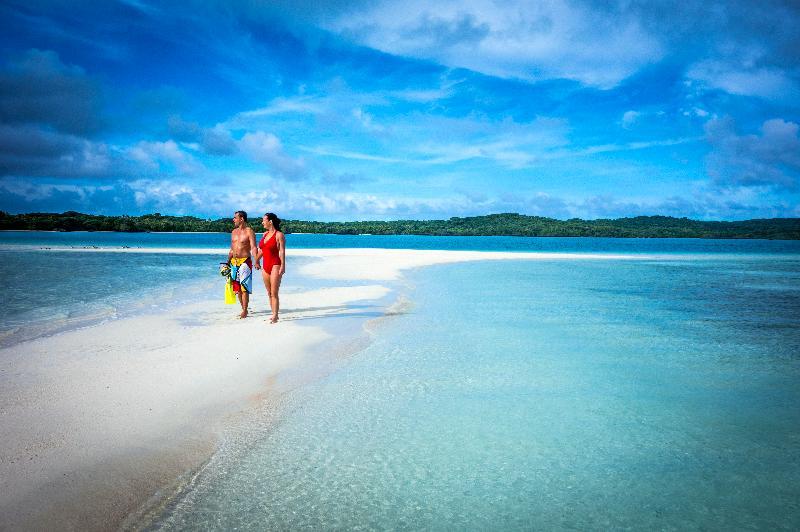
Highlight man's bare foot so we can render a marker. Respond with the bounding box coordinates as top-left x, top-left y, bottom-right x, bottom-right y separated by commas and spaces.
239, 309, 248, 319
269, 315, 279, 324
